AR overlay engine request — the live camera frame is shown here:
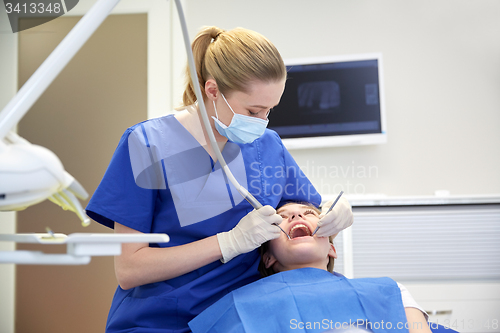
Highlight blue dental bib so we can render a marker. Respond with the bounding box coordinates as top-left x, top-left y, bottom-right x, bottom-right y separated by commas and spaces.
189, 268, 409, 333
